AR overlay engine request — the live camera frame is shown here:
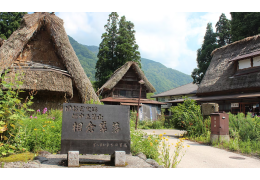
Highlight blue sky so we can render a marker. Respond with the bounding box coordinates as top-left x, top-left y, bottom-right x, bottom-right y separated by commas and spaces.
4, 0, 240, 76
